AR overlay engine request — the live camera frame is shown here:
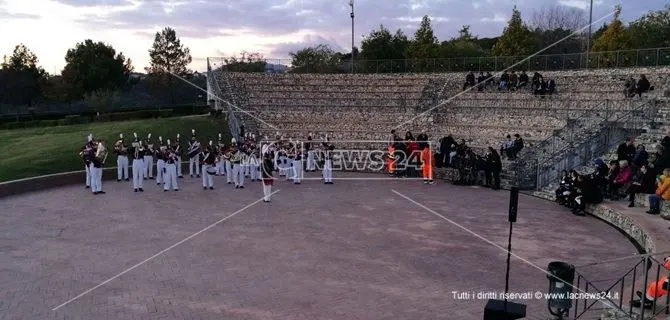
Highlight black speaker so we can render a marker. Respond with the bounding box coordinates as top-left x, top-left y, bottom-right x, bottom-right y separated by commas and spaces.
508, 187, 519, 223
483, 299, 526, 320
